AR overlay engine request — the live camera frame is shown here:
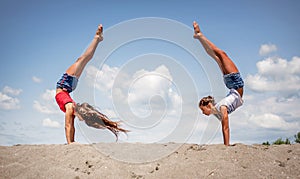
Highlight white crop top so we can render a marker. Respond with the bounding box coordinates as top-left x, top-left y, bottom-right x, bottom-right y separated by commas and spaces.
214, 89, 243, 121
